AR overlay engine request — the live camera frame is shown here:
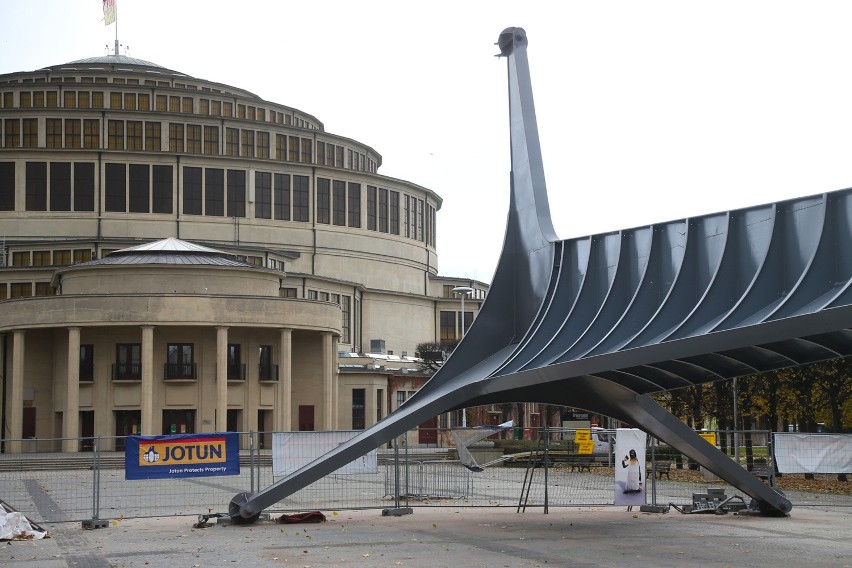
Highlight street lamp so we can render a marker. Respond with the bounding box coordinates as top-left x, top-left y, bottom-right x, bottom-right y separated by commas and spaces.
452, 286, 474, 339
452, 286, 474, 427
